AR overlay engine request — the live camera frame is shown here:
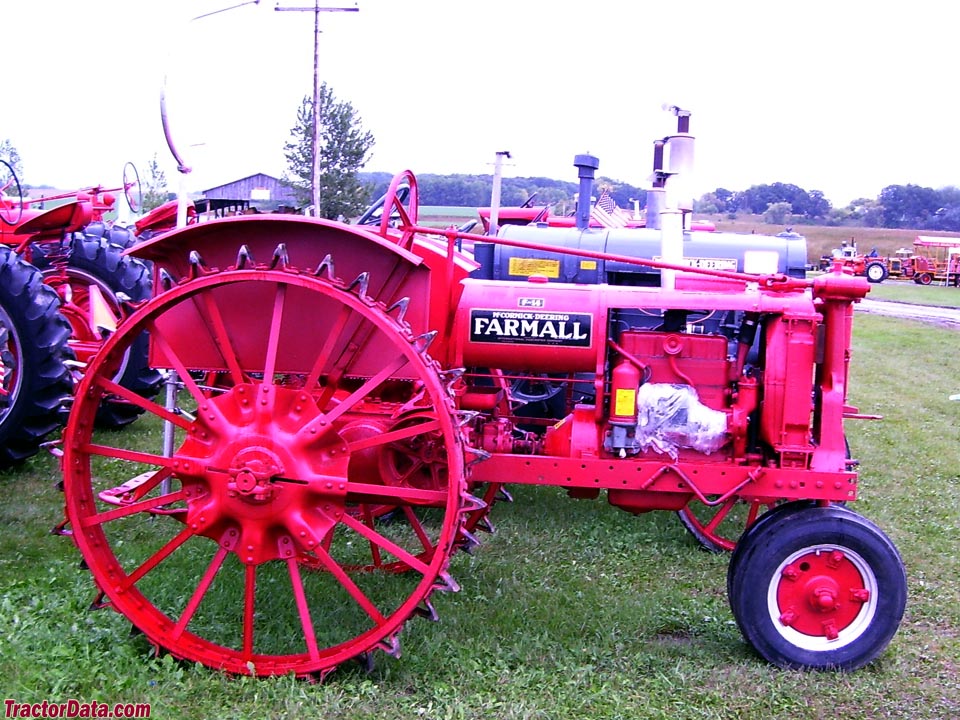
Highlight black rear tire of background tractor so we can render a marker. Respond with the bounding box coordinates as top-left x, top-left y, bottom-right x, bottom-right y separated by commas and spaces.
865, 261, 888, 283
0, 247, 74, 470
31, 236, 162, 428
